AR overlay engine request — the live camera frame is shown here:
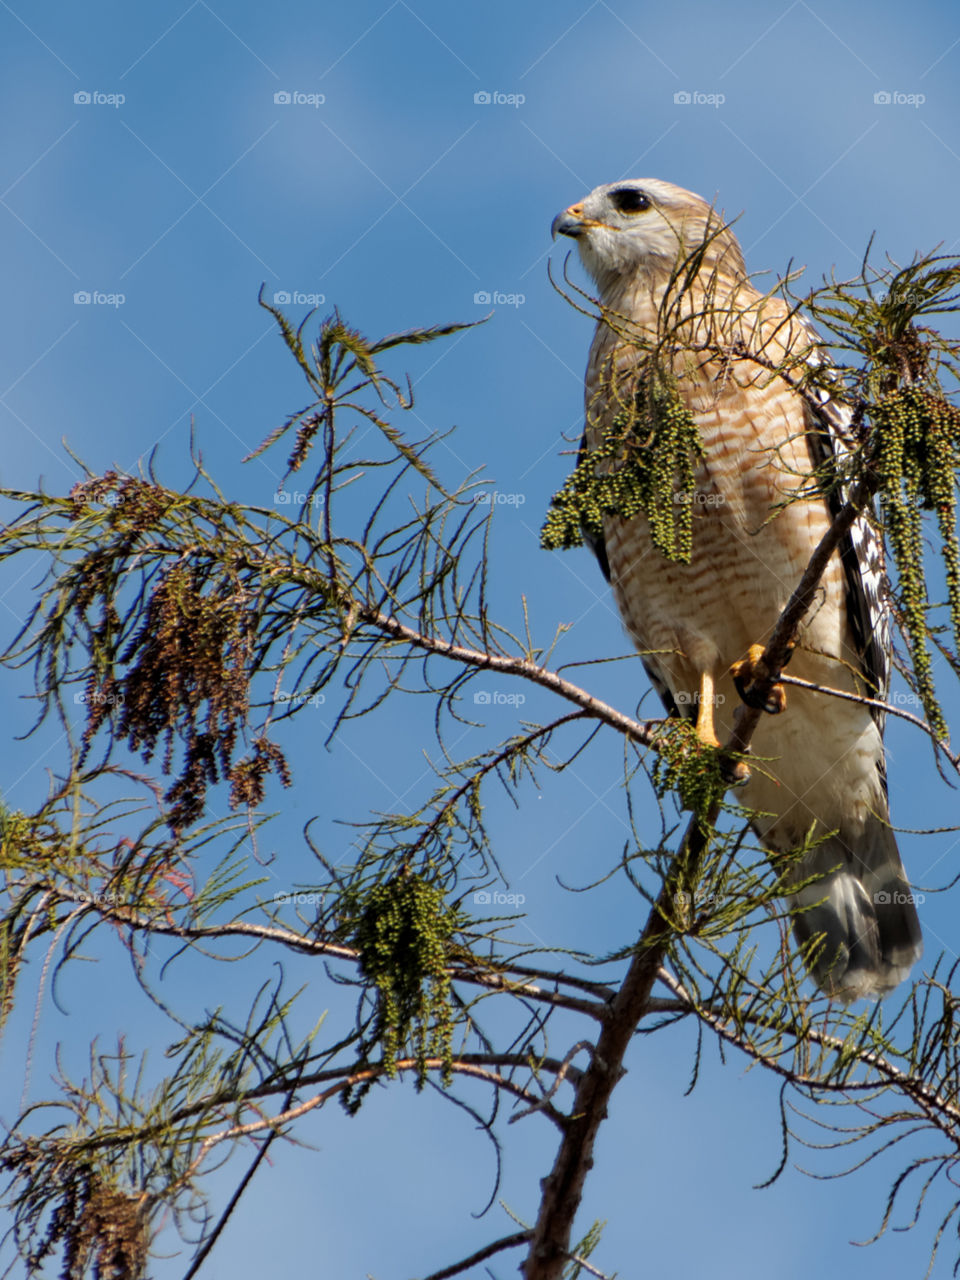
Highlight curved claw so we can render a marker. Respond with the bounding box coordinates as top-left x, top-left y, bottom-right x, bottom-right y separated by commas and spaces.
730, 643, 793, 715
720, 754, 752, 786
